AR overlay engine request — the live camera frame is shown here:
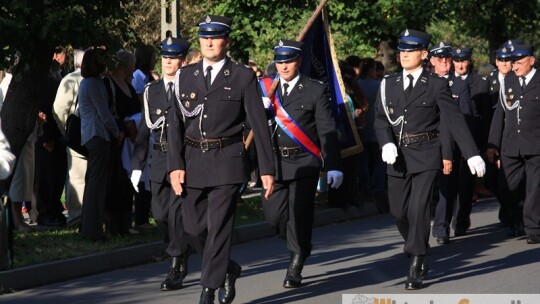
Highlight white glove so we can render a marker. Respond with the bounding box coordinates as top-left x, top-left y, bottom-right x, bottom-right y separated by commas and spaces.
381, 143, 398, 165
262, 97, 272, 109
130, 170, 142, 193
467, 155, 486, 177
327, 170, 344, 189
